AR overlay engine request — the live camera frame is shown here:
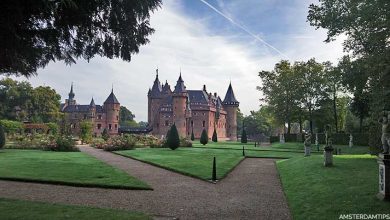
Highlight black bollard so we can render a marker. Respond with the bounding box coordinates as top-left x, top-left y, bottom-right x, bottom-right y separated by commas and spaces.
212, 156, 216, 181
242, 146, 245, 157
255, 142, 257, 148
